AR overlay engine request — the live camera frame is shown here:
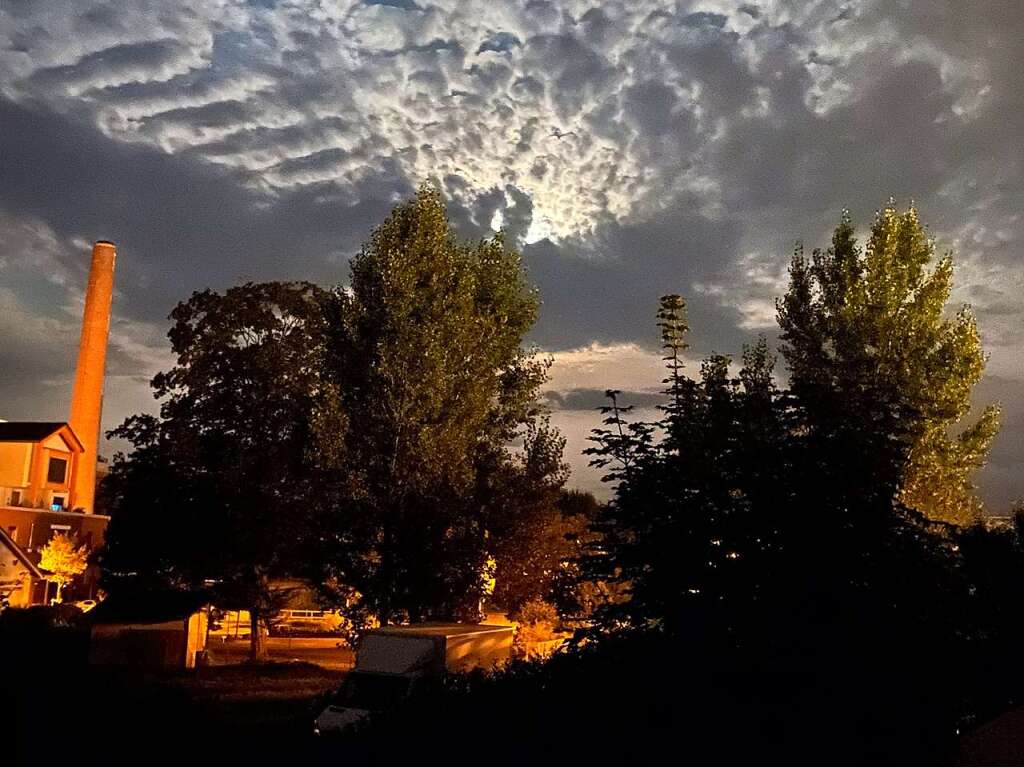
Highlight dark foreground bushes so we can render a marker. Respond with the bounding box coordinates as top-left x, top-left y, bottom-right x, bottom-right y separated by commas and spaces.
353, 515, 1024, 765
355, 631, 961, 765
0, 604, 91, 669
